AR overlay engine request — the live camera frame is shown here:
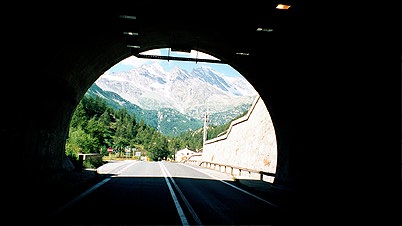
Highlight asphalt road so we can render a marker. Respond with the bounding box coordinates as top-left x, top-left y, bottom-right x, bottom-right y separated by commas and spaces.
47, 160, 283, 225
